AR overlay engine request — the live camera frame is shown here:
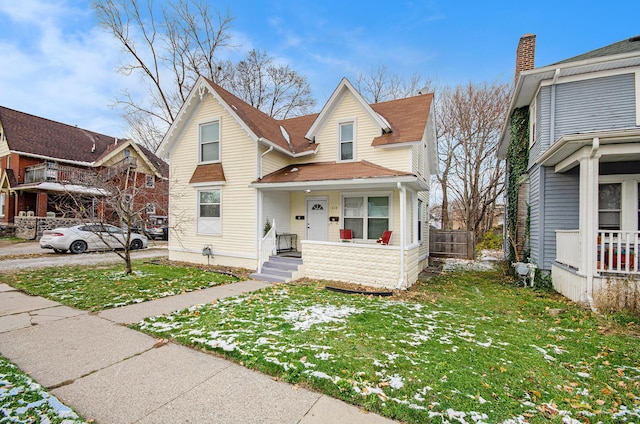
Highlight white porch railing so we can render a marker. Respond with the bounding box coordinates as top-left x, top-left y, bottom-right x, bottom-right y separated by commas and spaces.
258, 219, 276, 273
598, 231, 640, 274
556, 230, 581, 269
